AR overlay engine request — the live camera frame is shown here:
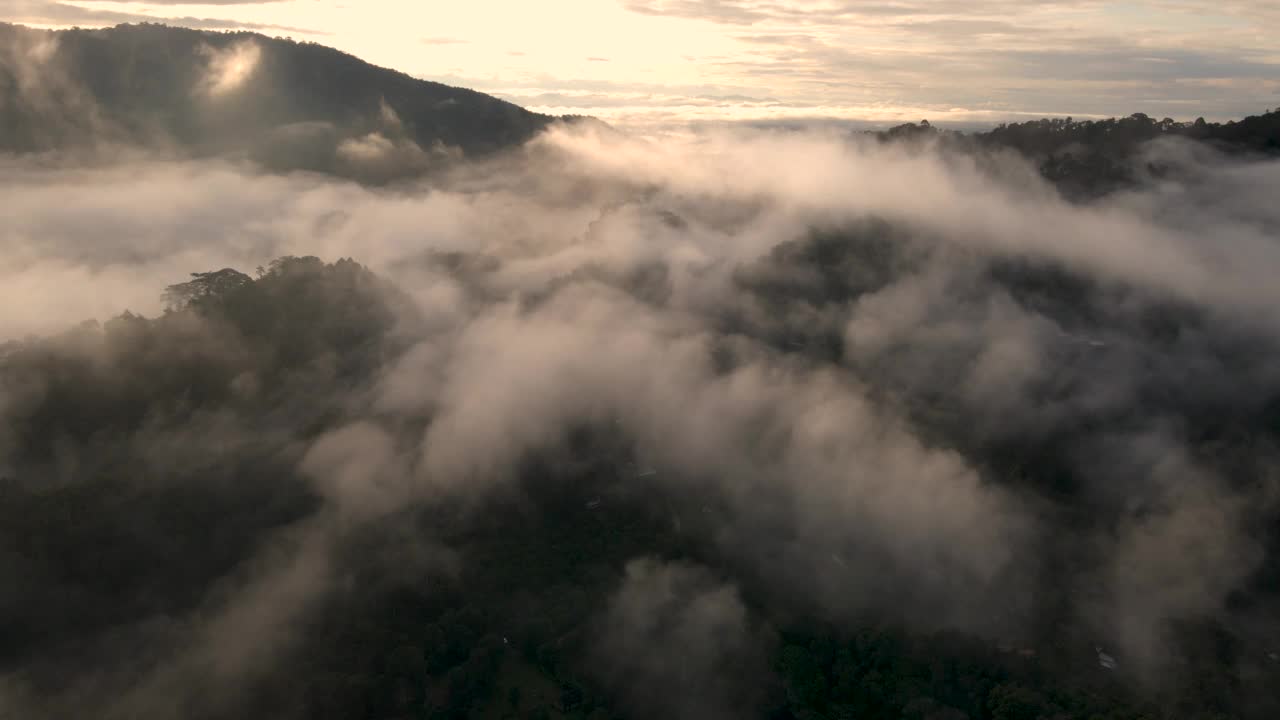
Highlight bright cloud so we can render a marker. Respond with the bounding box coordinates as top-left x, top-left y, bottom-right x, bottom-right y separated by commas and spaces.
3, 1, 1278, 125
